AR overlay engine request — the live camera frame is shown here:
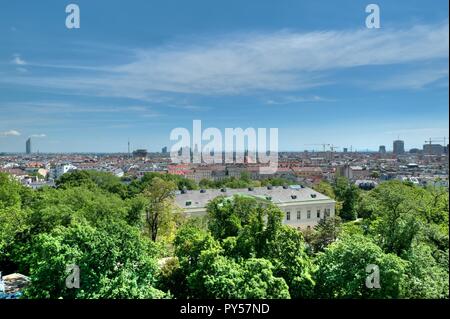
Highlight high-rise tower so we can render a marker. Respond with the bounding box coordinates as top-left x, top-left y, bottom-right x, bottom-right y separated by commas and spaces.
26, 138, 31, 154
393, 140, 405, 155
